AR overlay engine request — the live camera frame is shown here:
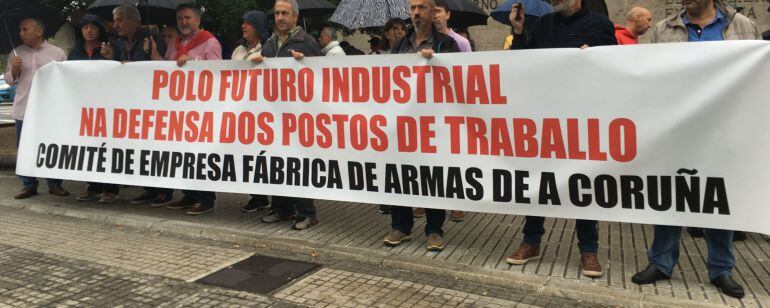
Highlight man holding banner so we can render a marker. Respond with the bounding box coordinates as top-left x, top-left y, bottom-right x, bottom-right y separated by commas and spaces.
254, 0, 322, 230
161, 3, 223, 216
506, 0, 616, 277
631, 0, 761, 299
382, 0, 460, 251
